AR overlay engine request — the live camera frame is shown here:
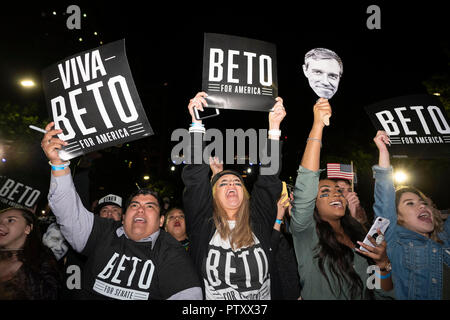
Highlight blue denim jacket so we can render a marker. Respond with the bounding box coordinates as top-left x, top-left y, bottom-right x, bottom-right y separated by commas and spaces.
373, 165, 450, 300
